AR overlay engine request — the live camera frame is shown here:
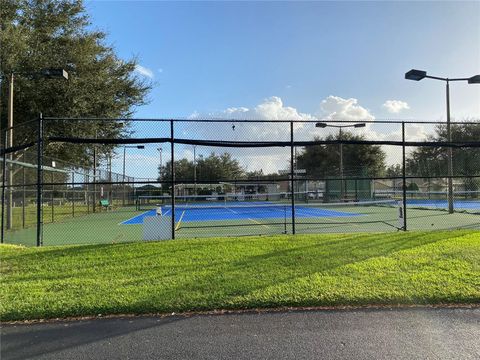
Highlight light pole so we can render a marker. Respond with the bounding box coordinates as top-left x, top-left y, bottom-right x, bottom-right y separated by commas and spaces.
3, 68, 68, 229
122, 145, 144, 206
315, 122, 366, 200
405, 69, 480, 214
